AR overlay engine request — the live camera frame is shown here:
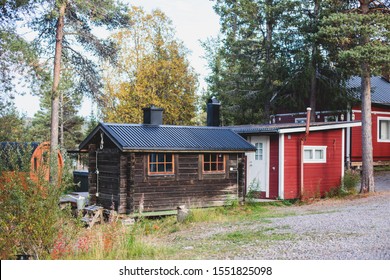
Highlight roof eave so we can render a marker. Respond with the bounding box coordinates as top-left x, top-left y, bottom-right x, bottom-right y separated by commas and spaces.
278, 121, 362, 134
78, 123, 125, 152
121, 147, 256, 153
